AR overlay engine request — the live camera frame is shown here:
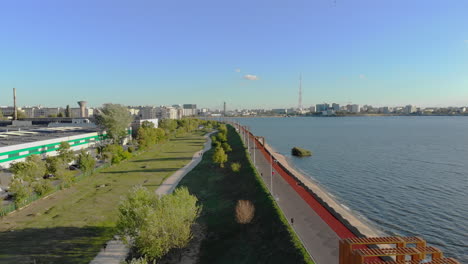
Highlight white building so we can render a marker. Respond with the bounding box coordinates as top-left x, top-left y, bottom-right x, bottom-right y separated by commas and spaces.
350, 104, 360, 113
